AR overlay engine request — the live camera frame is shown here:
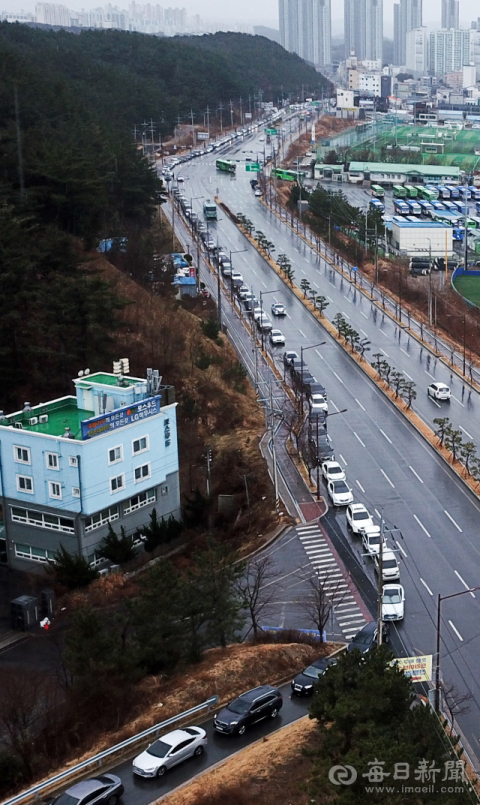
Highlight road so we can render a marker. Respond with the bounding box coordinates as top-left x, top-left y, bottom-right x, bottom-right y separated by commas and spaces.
171, 126, 480, 762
